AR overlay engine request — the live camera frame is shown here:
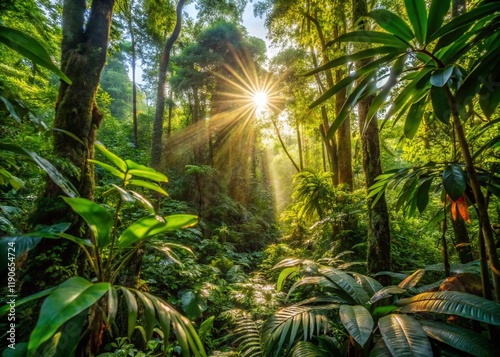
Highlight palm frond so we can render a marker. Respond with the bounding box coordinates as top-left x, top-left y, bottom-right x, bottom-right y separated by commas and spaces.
288, 340, 330, 357
233, 313, 263, 357
396, 291, 500, 325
